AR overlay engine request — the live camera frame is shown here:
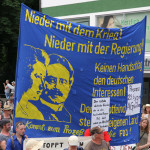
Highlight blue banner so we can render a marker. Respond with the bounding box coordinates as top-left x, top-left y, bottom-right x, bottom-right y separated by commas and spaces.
14, 3, 146, 146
